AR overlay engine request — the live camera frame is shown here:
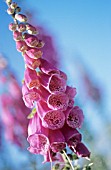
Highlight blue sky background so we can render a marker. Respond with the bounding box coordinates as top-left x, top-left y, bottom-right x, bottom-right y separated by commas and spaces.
0, 0, 111, 169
